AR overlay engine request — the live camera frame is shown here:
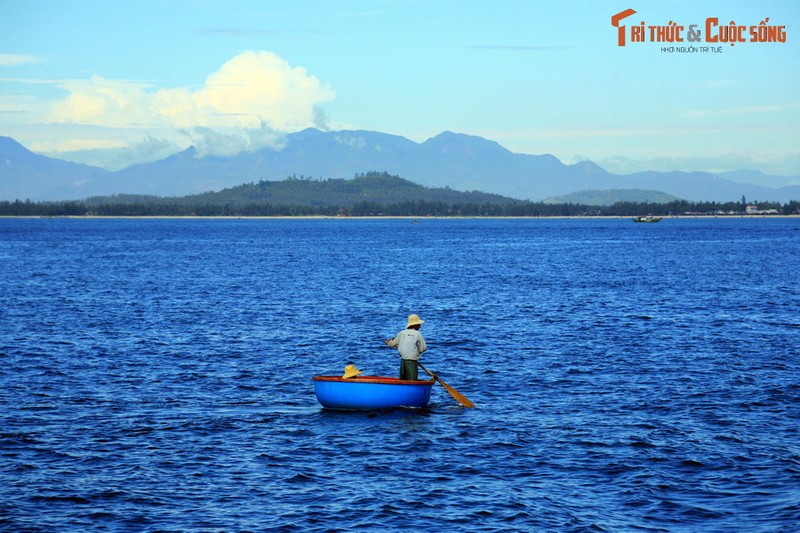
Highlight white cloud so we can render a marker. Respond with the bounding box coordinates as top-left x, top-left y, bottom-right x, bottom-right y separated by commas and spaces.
0, 54, 42, 67
183, 122, 286, 157
23, 51, 334, 162
48, 51, 334, 133
49, 76, 154, 127
35, 133, 184, 171
682, 103, 792, 120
